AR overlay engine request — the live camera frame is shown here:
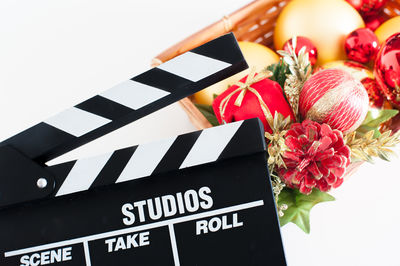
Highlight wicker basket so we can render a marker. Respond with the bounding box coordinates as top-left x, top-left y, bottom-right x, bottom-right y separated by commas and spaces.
152, 0, 400, 130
